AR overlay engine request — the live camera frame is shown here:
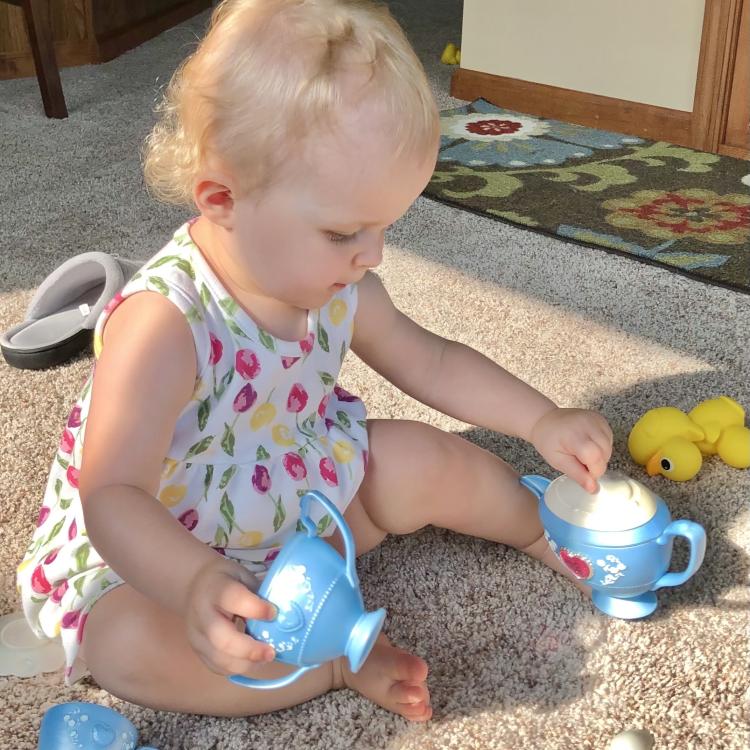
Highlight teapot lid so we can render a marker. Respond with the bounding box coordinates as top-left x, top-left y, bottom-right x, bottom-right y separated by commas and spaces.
544, 472, 659, 531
